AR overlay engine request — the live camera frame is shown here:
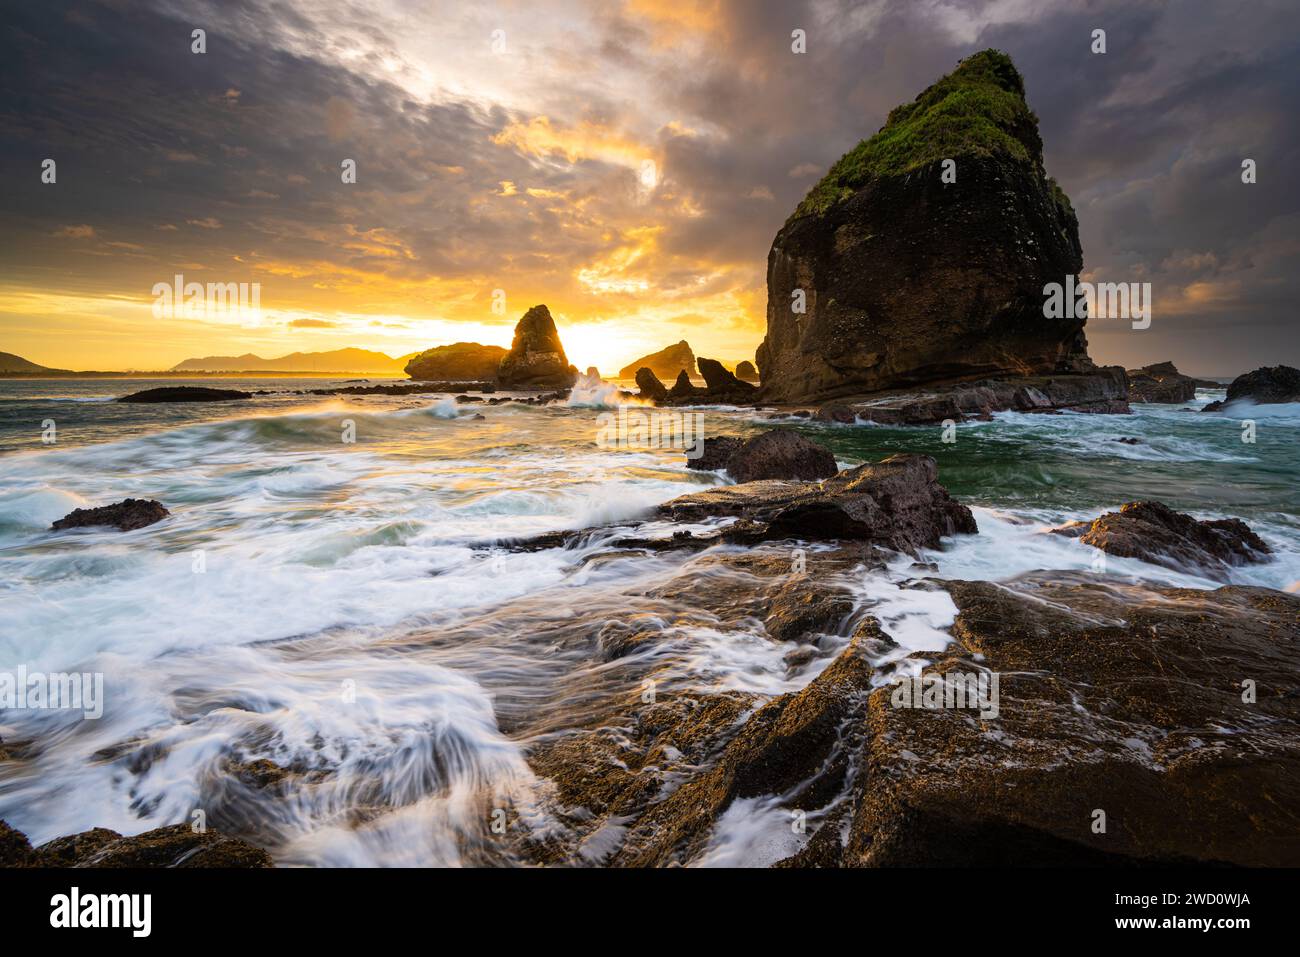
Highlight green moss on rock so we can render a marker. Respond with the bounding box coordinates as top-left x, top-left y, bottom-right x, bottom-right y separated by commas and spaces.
793, 49, 1042, 219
